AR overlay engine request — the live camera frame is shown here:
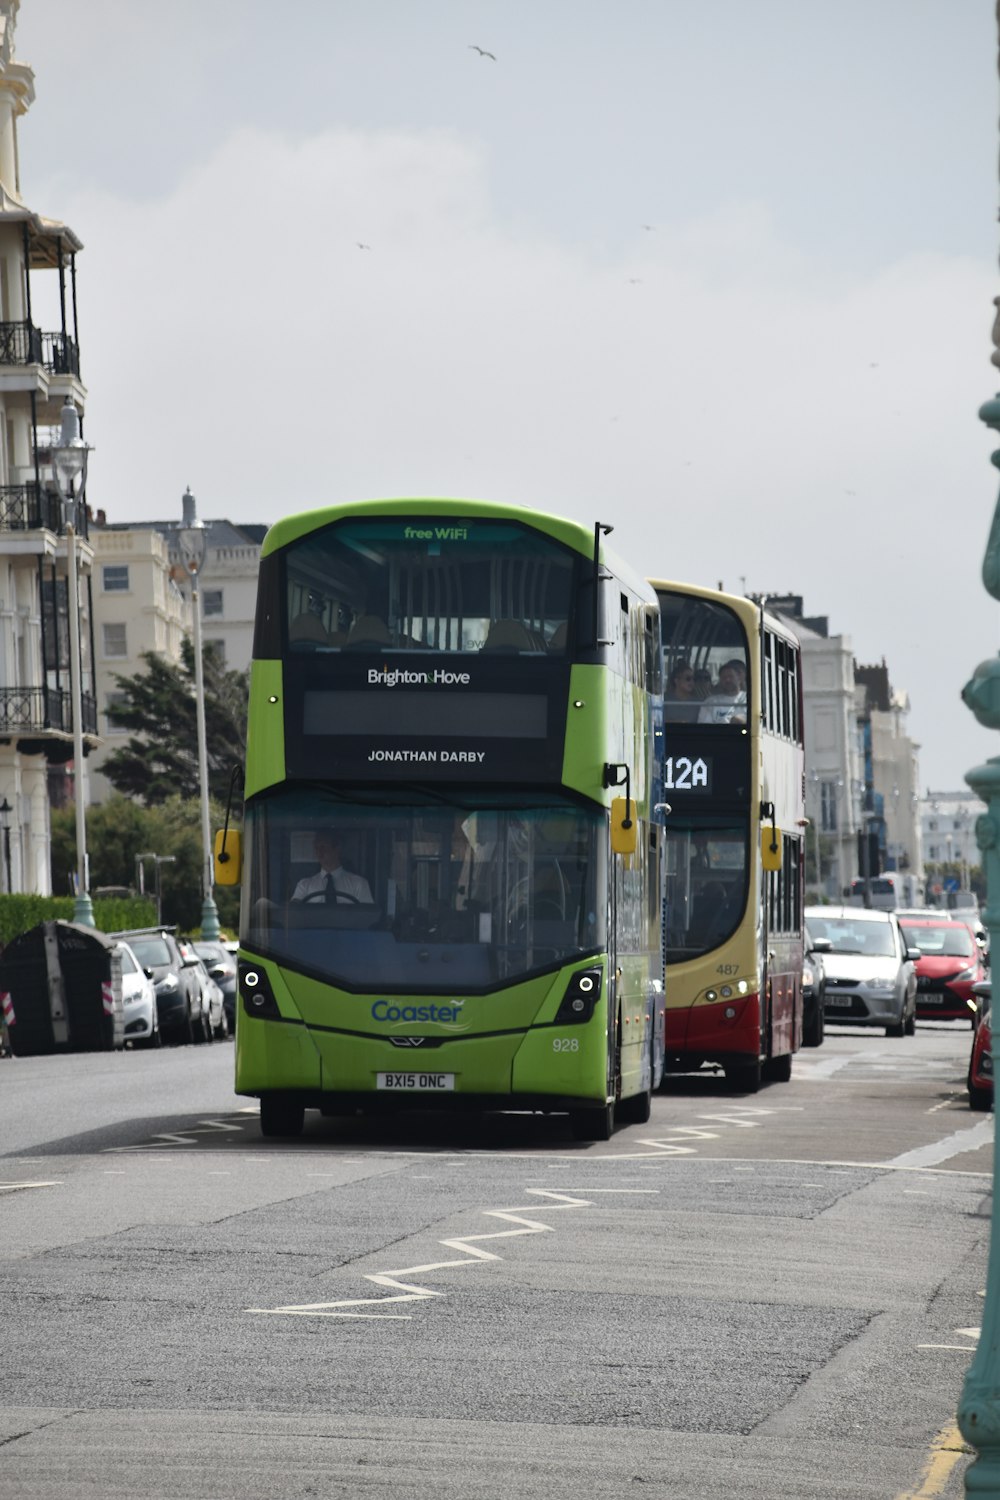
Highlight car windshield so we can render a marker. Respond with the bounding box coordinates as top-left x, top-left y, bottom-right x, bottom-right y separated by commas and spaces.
243, 787, 608, 990
901, 924, 974, 958
127, 937, 172, 967
805, 918, 895, 958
